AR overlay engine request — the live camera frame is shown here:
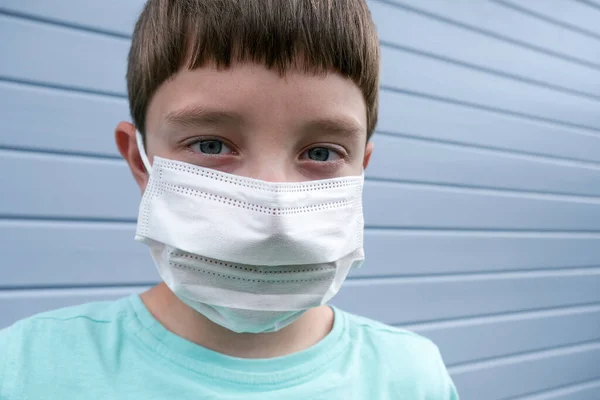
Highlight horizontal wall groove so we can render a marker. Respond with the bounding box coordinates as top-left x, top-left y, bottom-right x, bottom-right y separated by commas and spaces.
365, 226, 600, 234
507, 376, 600, 400
448, 340, 600, 374
365, 228, 600, 238
0, 219, 137, 229
380, 85, 600, 133
575, 0, 600, 13
375, 130, 600, 168
0, 145, 121, 161
491, 0, 600, 41
447, 339, 600, 369
0, 76, 127, 99
392, 301, 600, 328
0, 215, 137, 224
347, 267, 600, 286
401, 302, 600, 331
0, 285, 149, 299
380, 40, 600, 102
348, 265, 600, 282
366, 176, 600, 203
0, 282, 157, 292
0, 8, 131, 40
372, 0, 600, 71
